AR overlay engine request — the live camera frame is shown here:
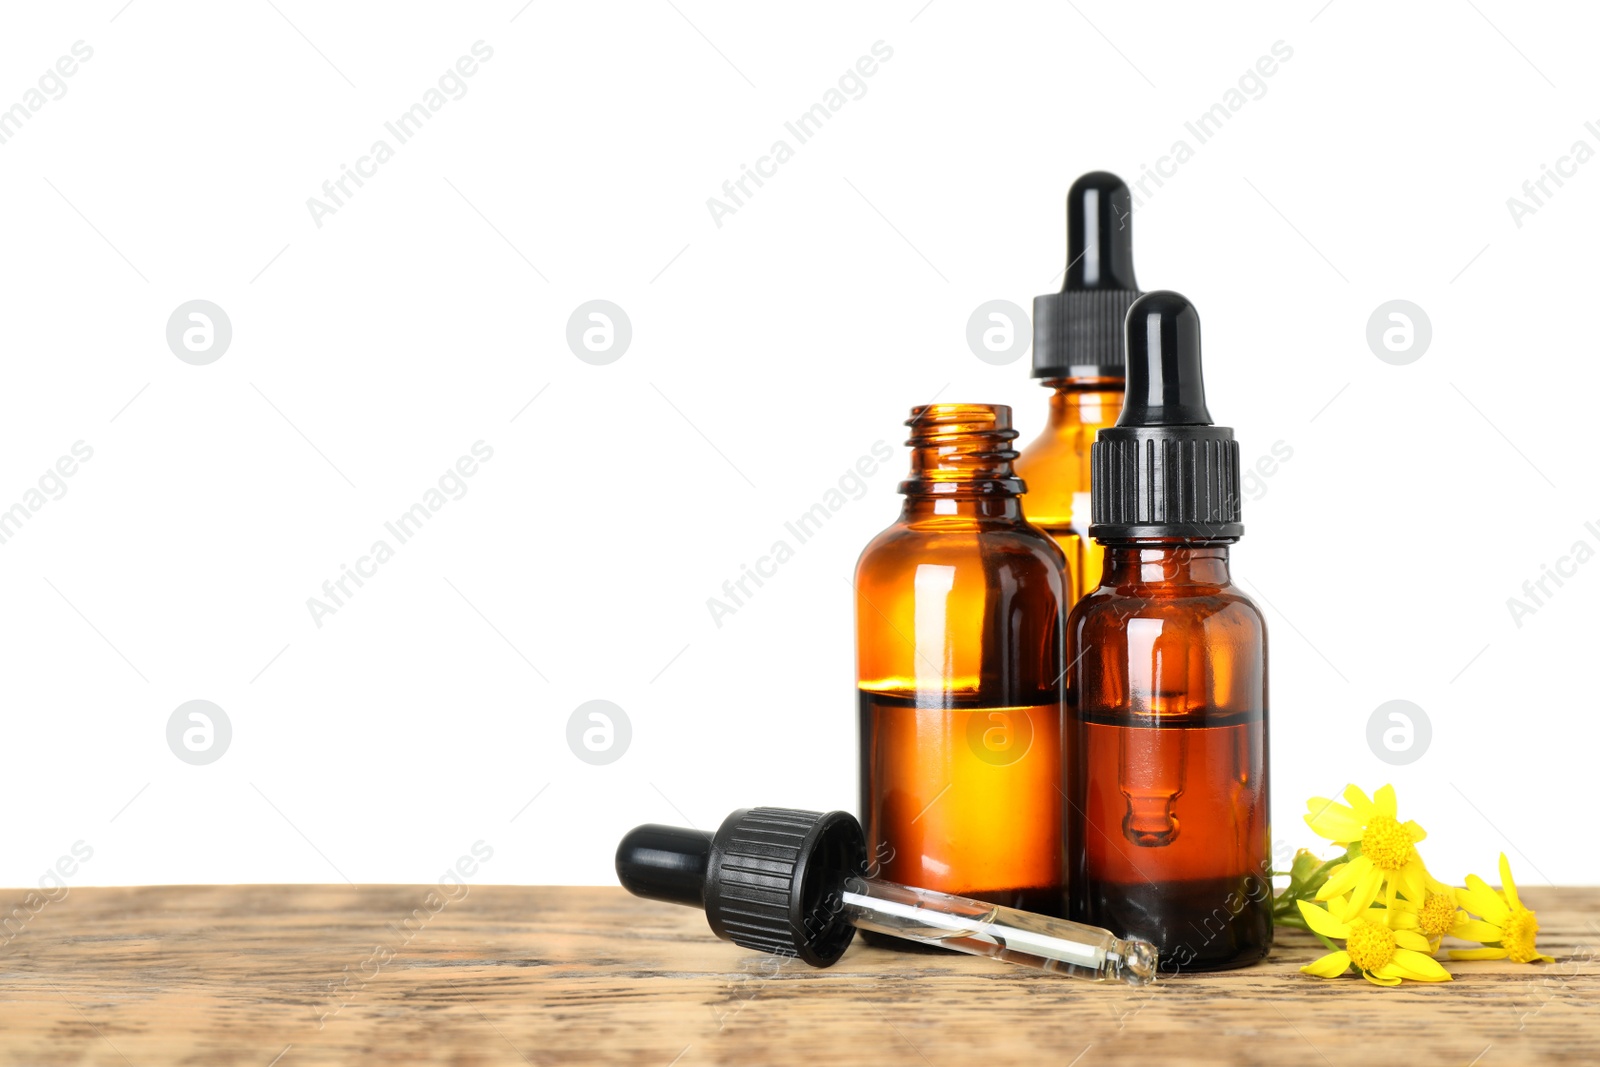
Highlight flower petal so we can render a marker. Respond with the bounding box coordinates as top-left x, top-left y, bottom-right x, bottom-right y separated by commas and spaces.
1300, 950, 1352, 978
1403, 819, 1427, 844
1393, 870, 1426, 905
1305, 795, 1347, 813
1449, 947, 1509, 961
1373, 784, 1398, 819
1318, 854, 1372, 900
1394, 929, 1432, 952
1499, 853, 1520, 910
1362, 968, 1403, 986
1305, 796, 1347, 818
1348, 865, 1384, 918
1400, 861, 1426, 906
1460, 875, 1511, 924
1305, 803, 1365, 842
1452, 919, 1505, 943
1297, 898, 1352, 939
1342, 784, 1375, 818
1389, 949, 1452, 981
